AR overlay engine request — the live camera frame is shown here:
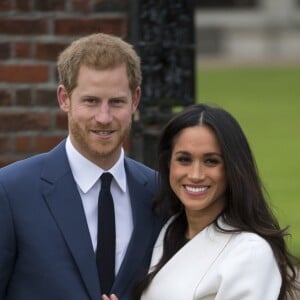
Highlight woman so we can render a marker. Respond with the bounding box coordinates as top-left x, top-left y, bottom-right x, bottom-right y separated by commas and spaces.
104, 104, 299, 300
